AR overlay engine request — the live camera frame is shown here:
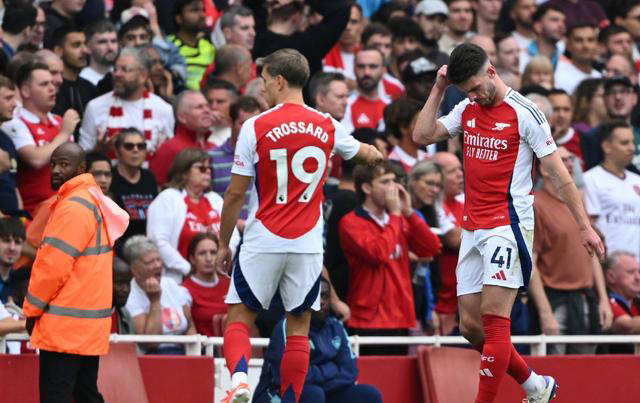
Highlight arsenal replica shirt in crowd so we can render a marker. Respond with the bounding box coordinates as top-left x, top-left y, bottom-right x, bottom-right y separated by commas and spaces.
341, 93, 390, 134
233, 103, 360, 253
438, 88, 557, 230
